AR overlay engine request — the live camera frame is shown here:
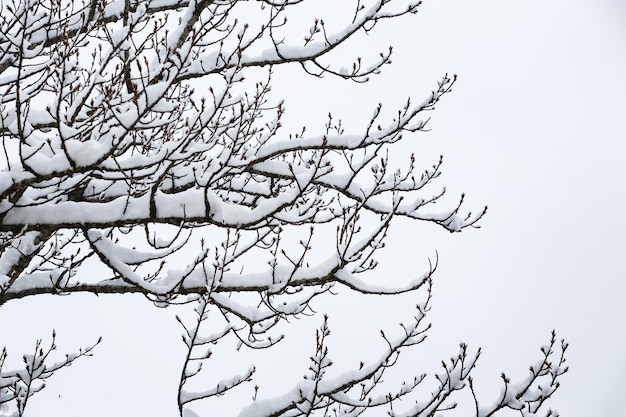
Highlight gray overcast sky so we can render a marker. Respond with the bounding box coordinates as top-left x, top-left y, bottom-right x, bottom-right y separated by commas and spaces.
274, 2, 626, 414
403, 1, 626, 415
397, 1, 626, 416
4, 1, 625, 416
